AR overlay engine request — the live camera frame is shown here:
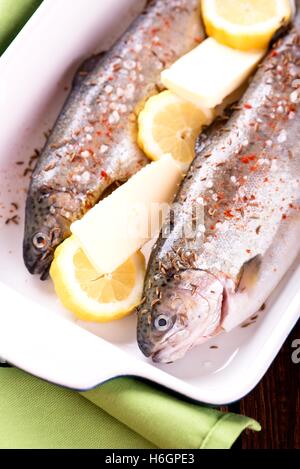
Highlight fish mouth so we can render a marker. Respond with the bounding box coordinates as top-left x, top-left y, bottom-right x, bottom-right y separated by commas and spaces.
23, 244, 53, 280
144, 269, 226, 364
25, 257, 52, 280
151, 328, 189, 364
